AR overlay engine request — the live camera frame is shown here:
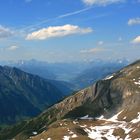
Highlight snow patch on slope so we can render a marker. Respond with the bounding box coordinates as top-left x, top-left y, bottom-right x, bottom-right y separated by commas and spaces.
80, 115, 94, 120
63, 136, 70, 140
104, 75, 114, 80
131, 112, 140, 124
84, 110, 134, 140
